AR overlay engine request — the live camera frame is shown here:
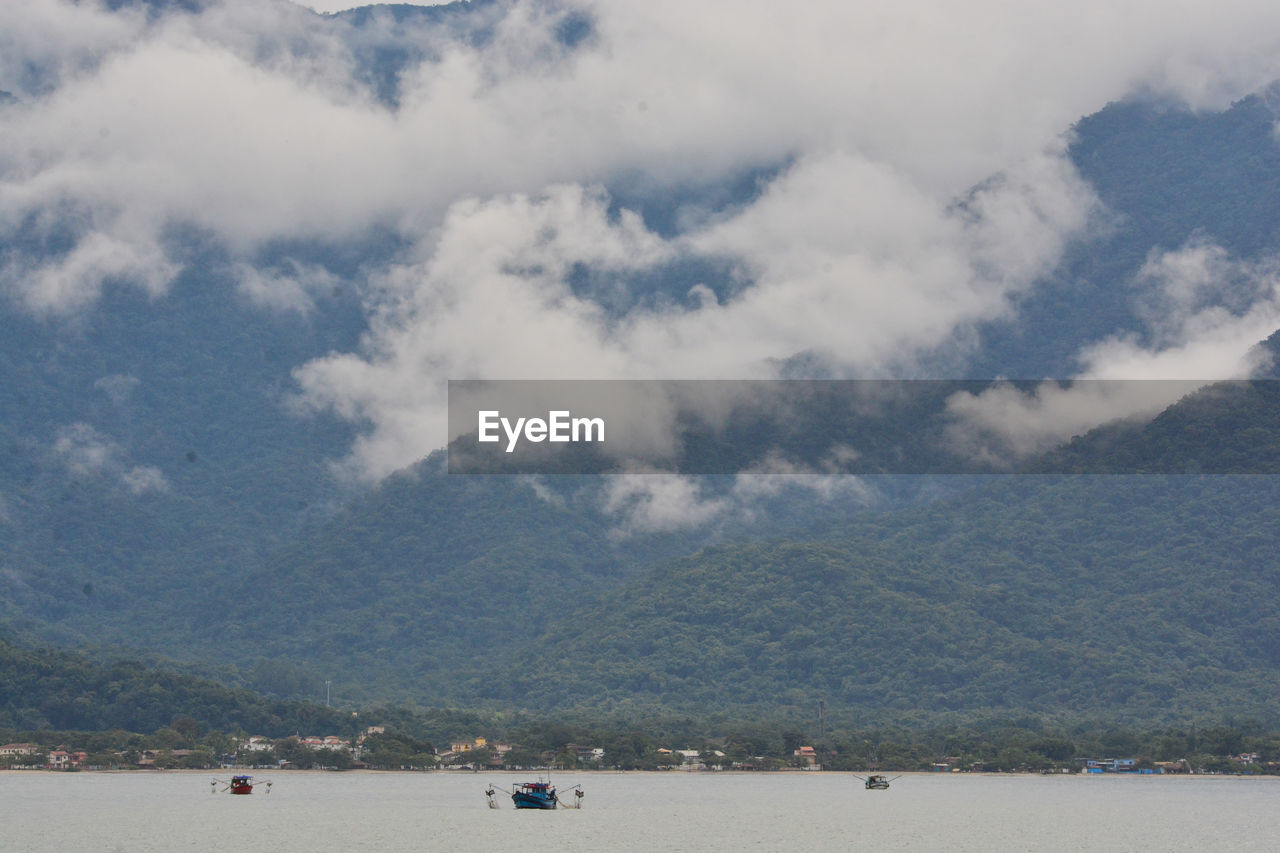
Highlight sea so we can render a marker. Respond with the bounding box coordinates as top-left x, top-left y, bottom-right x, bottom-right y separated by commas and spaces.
6, 770, 1279, 852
